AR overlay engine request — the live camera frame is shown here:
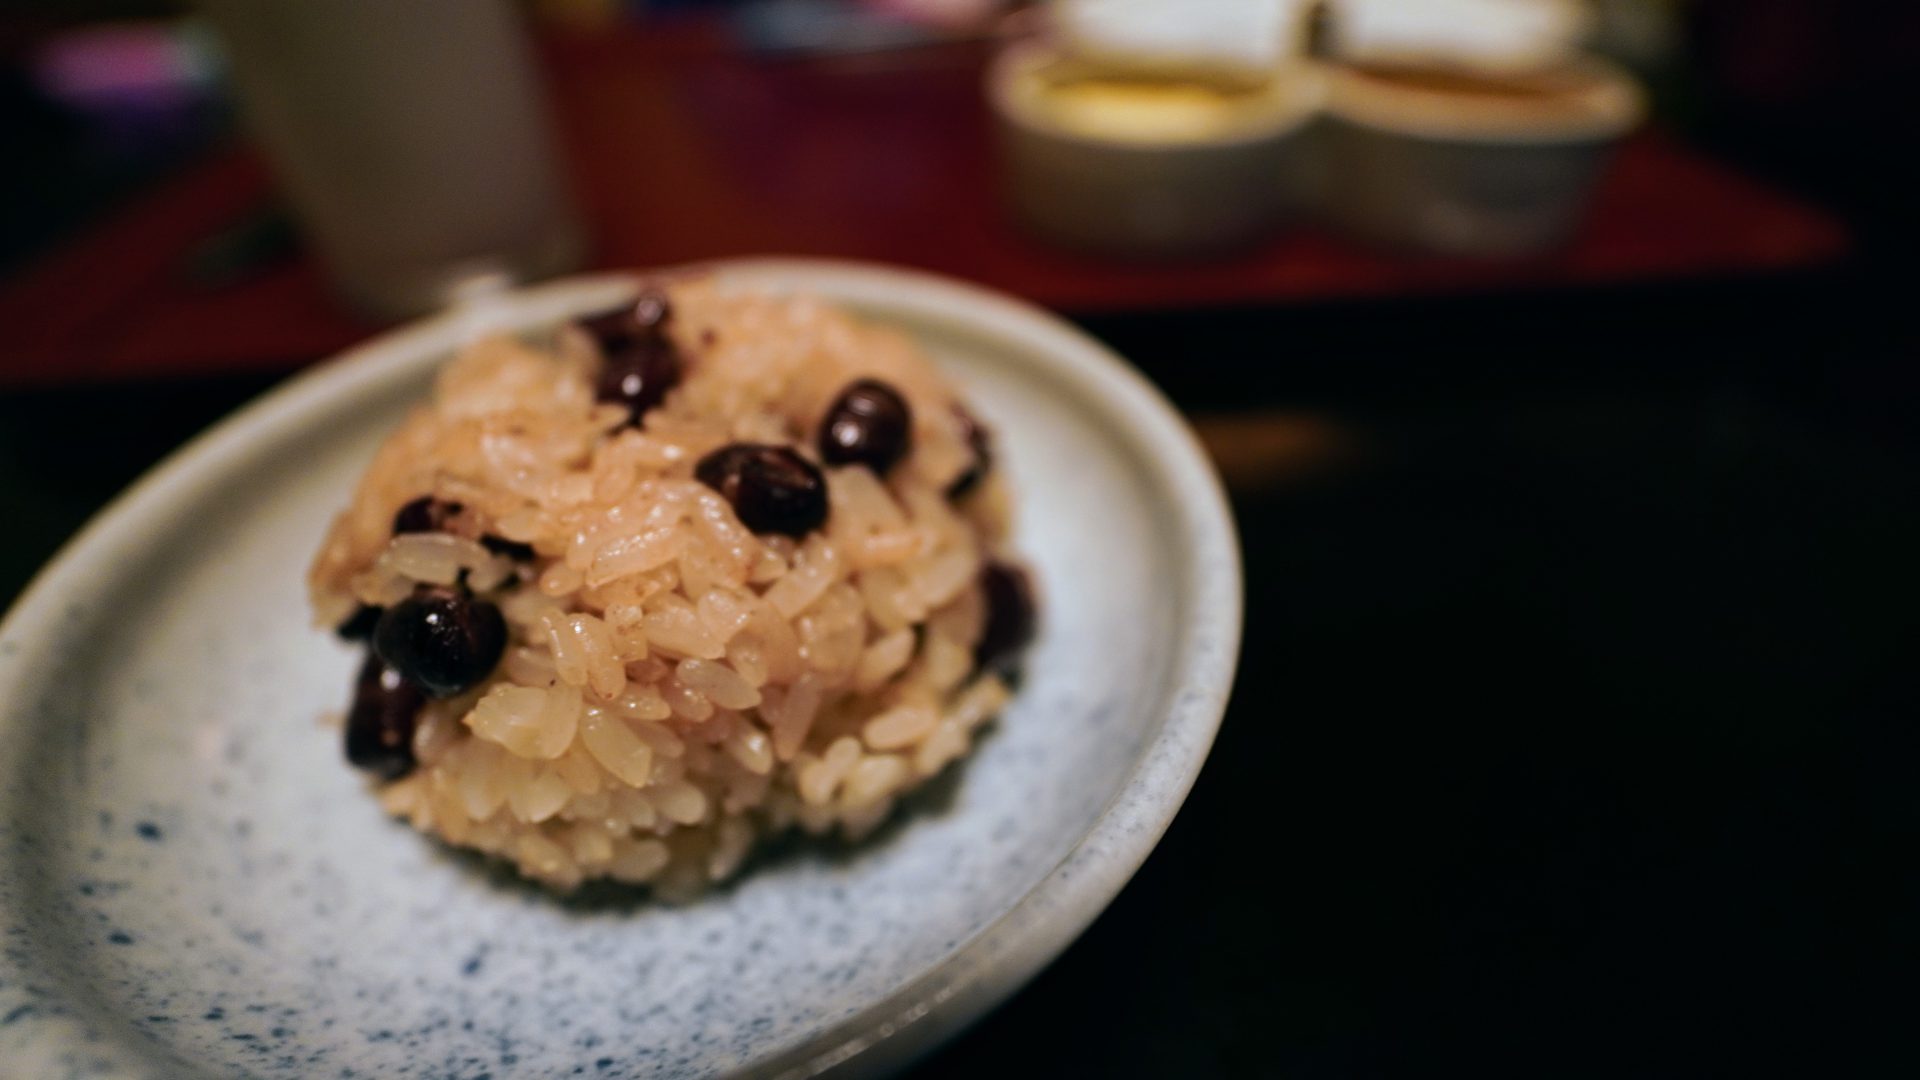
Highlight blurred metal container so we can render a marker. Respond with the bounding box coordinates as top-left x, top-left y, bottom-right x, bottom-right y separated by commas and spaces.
989, 41, 1323, 257
198, 0, 583, 317
1318, 54, 1644, 256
